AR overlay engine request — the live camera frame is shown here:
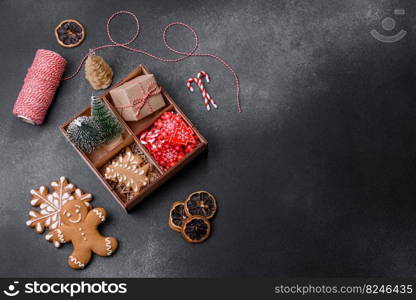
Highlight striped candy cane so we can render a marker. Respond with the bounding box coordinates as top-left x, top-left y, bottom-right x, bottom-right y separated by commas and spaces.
187, 71, 217, 111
